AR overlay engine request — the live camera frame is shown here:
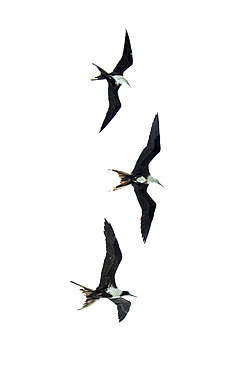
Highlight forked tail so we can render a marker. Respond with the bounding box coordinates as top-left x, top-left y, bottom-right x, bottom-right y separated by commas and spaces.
111, 169, 133, 190
70, 281, 98, 309
91, 63, 109, 81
